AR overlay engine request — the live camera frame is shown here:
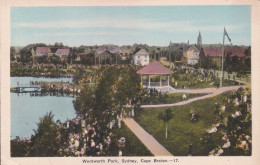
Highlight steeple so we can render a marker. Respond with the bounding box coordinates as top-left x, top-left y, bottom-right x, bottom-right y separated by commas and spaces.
197, 31, 202, 48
